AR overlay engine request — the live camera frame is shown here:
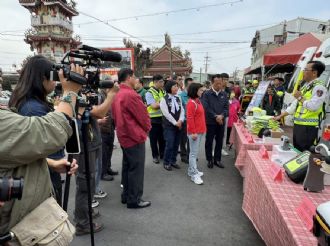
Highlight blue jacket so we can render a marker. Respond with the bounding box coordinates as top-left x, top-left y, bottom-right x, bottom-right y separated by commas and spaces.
201, 89, 229, 125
